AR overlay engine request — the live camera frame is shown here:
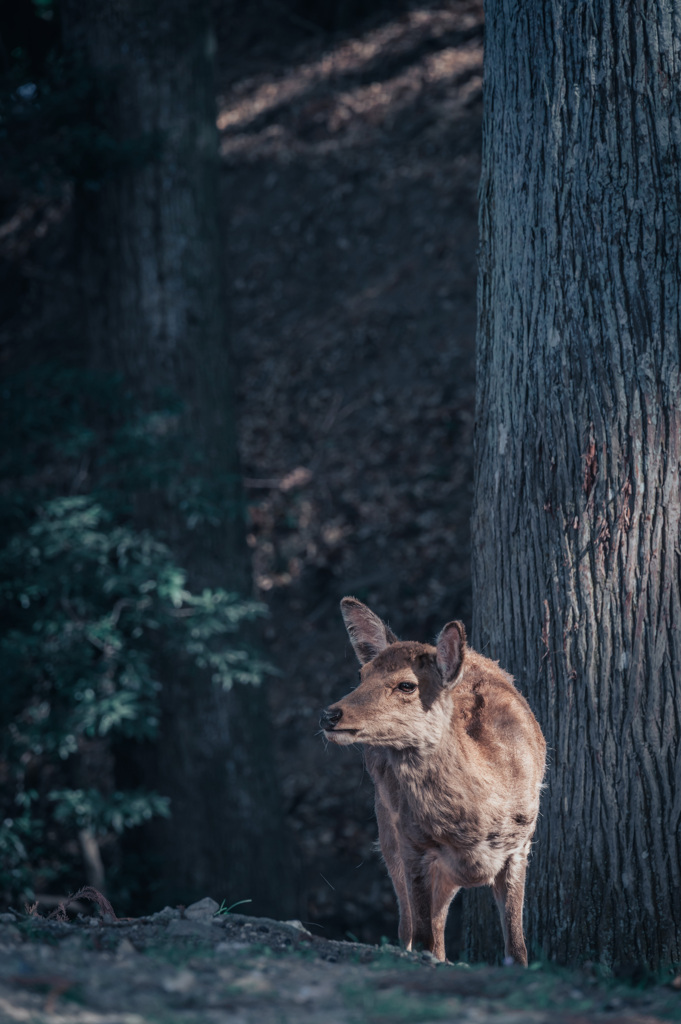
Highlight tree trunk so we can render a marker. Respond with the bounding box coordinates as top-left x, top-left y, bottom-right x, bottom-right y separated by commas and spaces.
61, 0, 295, 917
467, 0, 681, 969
